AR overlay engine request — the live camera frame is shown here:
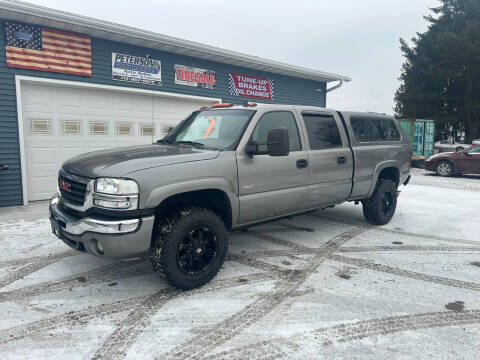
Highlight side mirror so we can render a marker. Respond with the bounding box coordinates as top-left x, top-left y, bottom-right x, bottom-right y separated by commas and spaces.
245, 142, 258, 156
267, 128, 289, 157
